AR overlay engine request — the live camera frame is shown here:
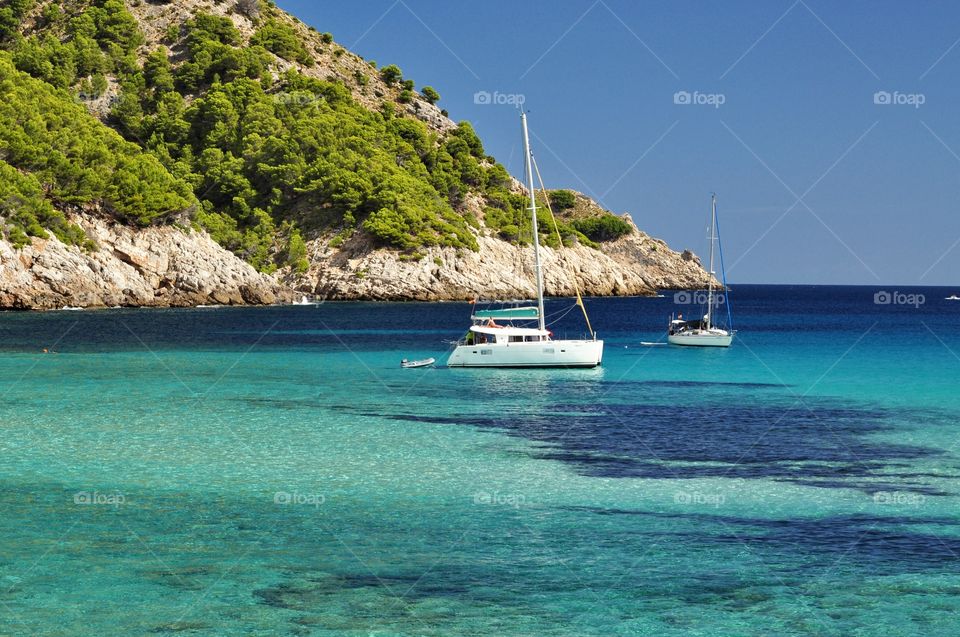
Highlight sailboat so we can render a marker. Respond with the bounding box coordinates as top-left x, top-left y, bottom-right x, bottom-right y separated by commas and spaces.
667, 194, 735, 347
447, 113, 604, 368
